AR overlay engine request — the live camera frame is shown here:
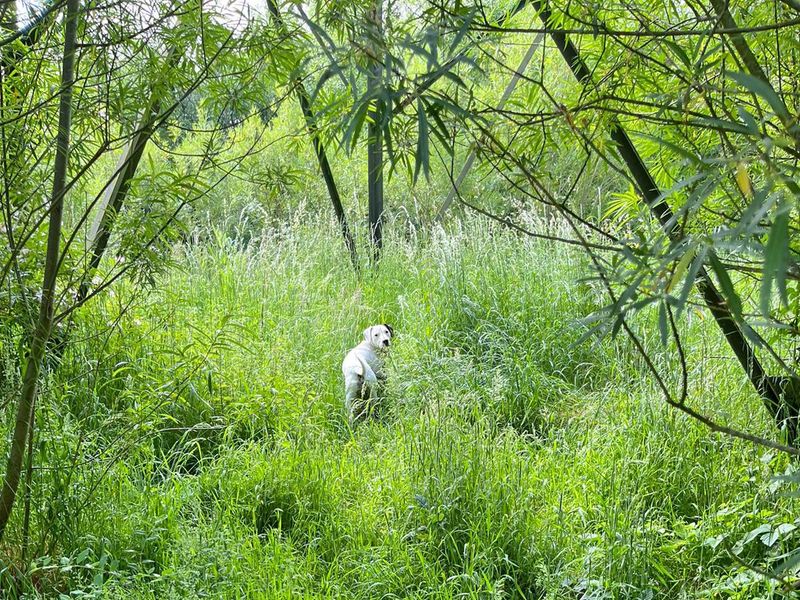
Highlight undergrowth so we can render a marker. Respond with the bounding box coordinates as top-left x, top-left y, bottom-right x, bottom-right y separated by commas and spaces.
1, 217, 798, 599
